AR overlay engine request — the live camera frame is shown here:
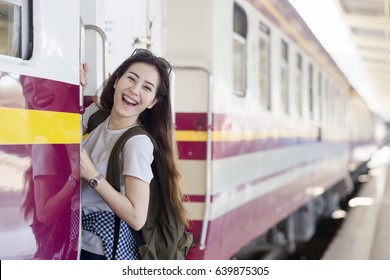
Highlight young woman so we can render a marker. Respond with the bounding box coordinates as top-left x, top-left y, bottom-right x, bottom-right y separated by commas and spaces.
80, 49, 188, 260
